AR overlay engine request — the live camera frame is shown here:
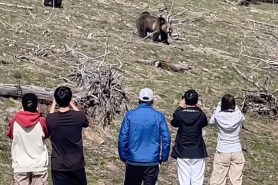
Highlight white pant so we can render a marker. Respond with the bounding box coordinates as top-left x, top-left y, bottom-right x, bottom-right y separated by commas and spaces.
177, 158, 205, 185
